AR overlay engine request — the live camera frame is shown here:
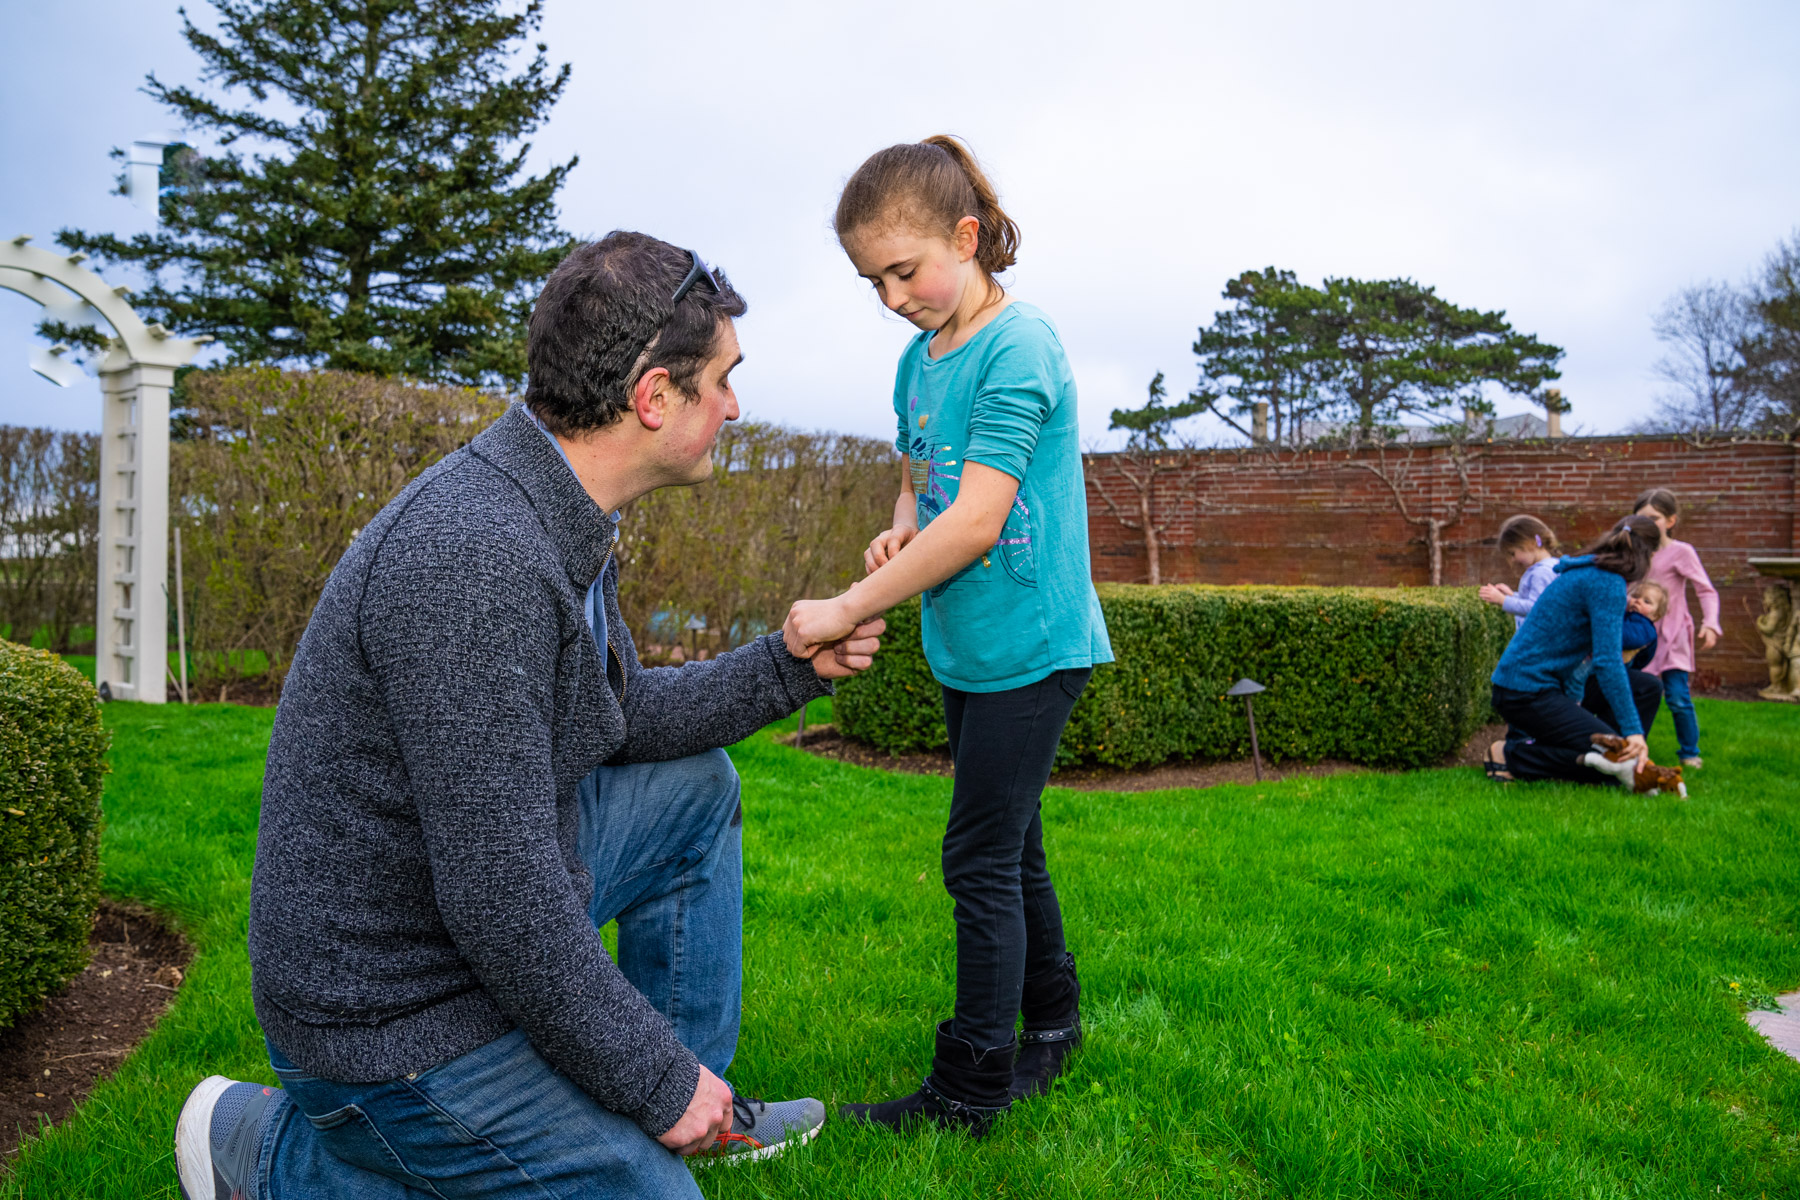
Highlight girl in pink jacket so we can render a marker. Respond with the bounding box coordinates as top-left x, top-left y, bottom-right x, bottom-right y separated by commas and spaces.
1633, 489, 1723, 768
